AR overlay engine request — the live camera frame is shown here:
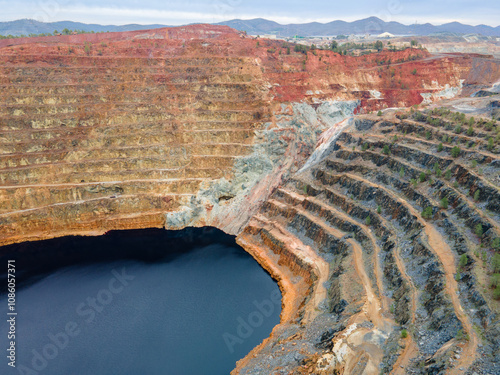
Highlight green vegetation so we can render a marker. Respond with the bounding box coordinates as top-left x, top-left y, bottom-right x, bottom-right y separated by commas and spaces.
433, 162, 440, 174
489, 236, 500, 299
365, 216, 372, 225
475, 223, 483, 237
84, 42, 91, 55
382, 145, 390, 155
487, 137, 494, 151
421, 206, 433, 219
444, 169, 452, 180
474, 189, 480, 202
401, 329, 408, 339
471, 160, 478, 168
377, 205, 382, 214
399, 167, 405, 178
440, 197, 448, 209
411, 68, 417, 75
419, 172, 426, 183
294, 44, 309, 54
492, 238, 500, 250
0, 28, 96, 39
459, 254, 468, 268
450, 146, 461, 158
492, 254, 500, 273
494, 288, 500, 300
377, 110, 383, 116
489, 274, 500, 288
437, 143, 443, 152
362, 143, 369, 151
485, 121, 496, 131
